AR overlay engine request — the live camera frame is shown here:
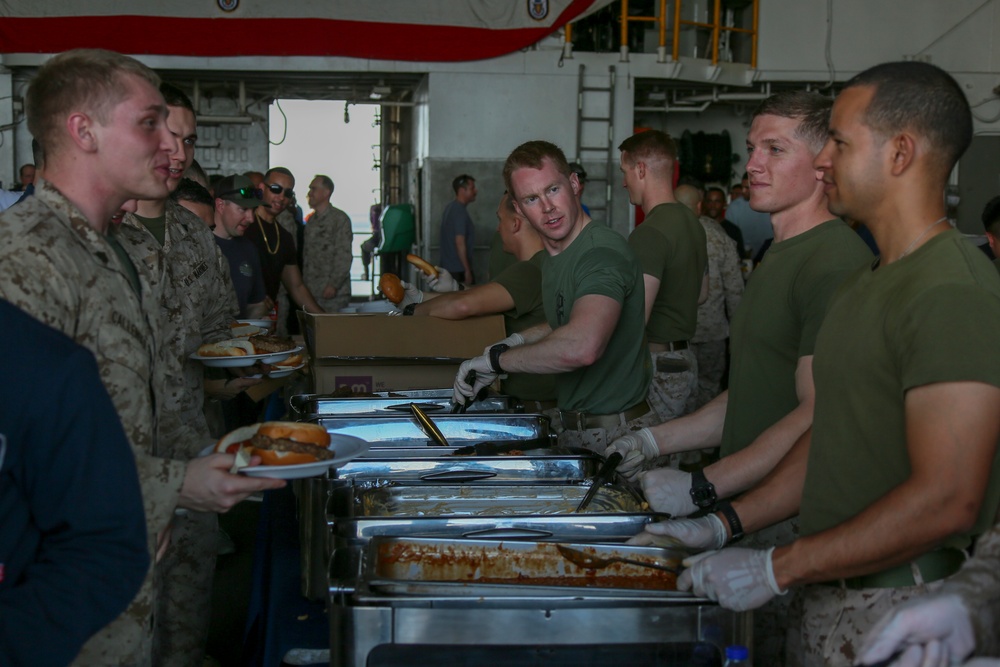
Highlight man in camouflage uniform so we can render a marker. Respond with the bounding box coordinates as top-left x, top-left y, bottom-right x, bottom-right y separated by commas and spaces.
621, 131, 707, 430
668, 63, 1000, 667
114, 84, 243, 667
0, 49, 284, 667
303, 174, 354, 313
674, 184, 744, 412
